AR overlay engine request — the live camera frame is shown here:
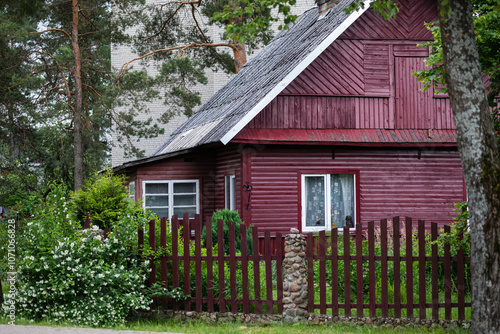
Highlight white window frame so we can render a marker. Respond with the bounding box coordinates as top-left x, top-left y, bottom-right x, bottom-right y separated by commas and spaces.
142, 180, 200, 219
128, 181, 135, 200
225, 174, 236, 211
301, 173, 356, 233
